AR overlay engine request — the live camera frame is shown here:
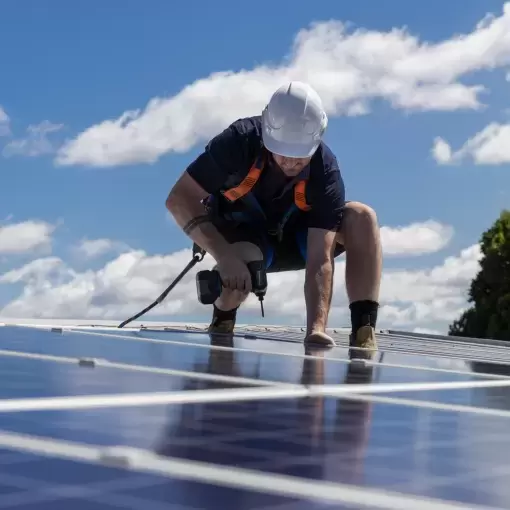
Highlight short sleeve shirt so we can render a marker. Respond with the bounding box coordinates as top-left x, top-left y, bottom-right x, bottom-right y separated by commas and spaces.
186, 116, 346, 232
